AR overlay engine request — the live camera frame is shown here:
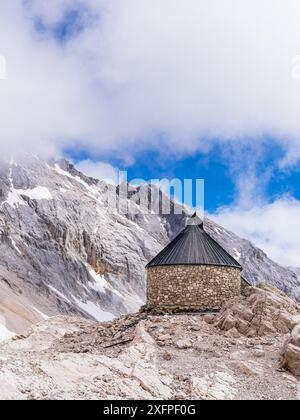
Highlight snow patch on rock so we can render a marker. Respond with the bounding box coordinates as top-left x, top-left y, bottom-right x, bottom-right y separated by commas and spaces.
10, 238, 22, 255
233, 248, 241, 260
72, 296, 114, 322
88, 269, 122, 298
3, 183, 52, 209
0, 324, 15, 342
32, 307, 50, 321
48, 286, 71, 304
